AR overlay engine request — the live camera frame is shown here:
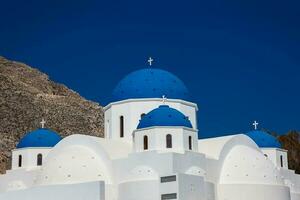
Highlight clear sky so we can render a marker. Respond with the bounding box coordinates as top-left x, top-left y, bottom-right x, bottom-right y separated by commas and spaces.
0, 0, 299, 138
